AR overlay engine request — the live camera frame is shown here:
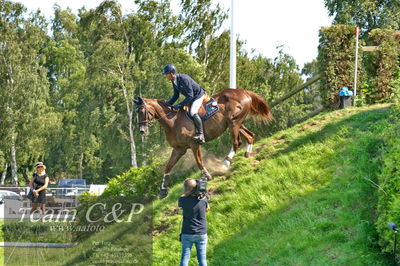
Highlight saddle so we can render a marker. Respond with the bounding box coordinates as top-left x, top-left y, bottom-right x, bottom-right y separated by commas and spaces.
184, 96, 220, 121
